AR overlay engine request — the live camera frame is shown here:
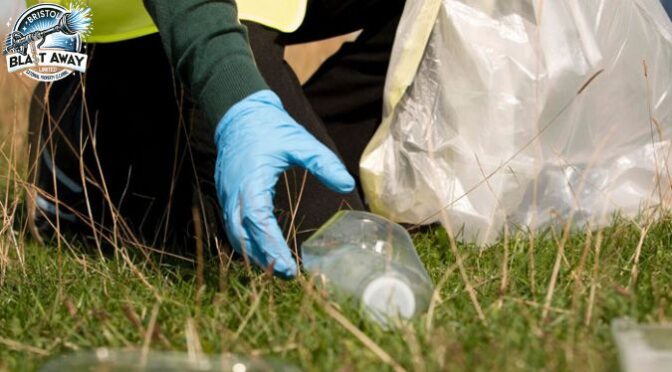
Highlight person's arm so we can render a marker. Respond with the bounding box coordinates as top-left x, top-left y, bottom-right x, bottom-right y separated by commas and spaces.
143, 0, 268, 124
143, 0, 355, 278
